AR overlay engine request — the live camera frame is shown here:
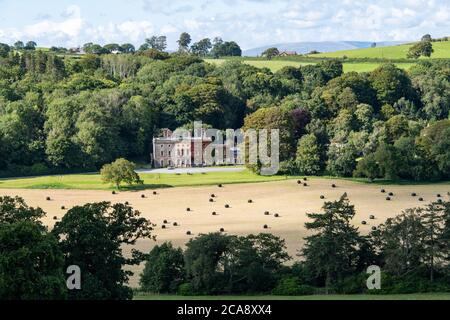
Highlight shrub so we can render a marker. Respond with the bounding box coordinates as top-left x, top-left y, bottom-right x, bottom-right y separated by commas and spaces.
272, 277, 315, 296
178, 283, 195, 296
335, 273, 367, 294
